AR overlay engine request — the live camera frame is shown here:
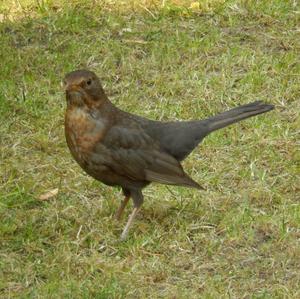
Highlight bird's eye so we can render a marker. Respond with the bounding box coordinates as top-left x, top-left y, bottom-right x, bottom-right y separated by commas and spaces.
86, 79, 92, 86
